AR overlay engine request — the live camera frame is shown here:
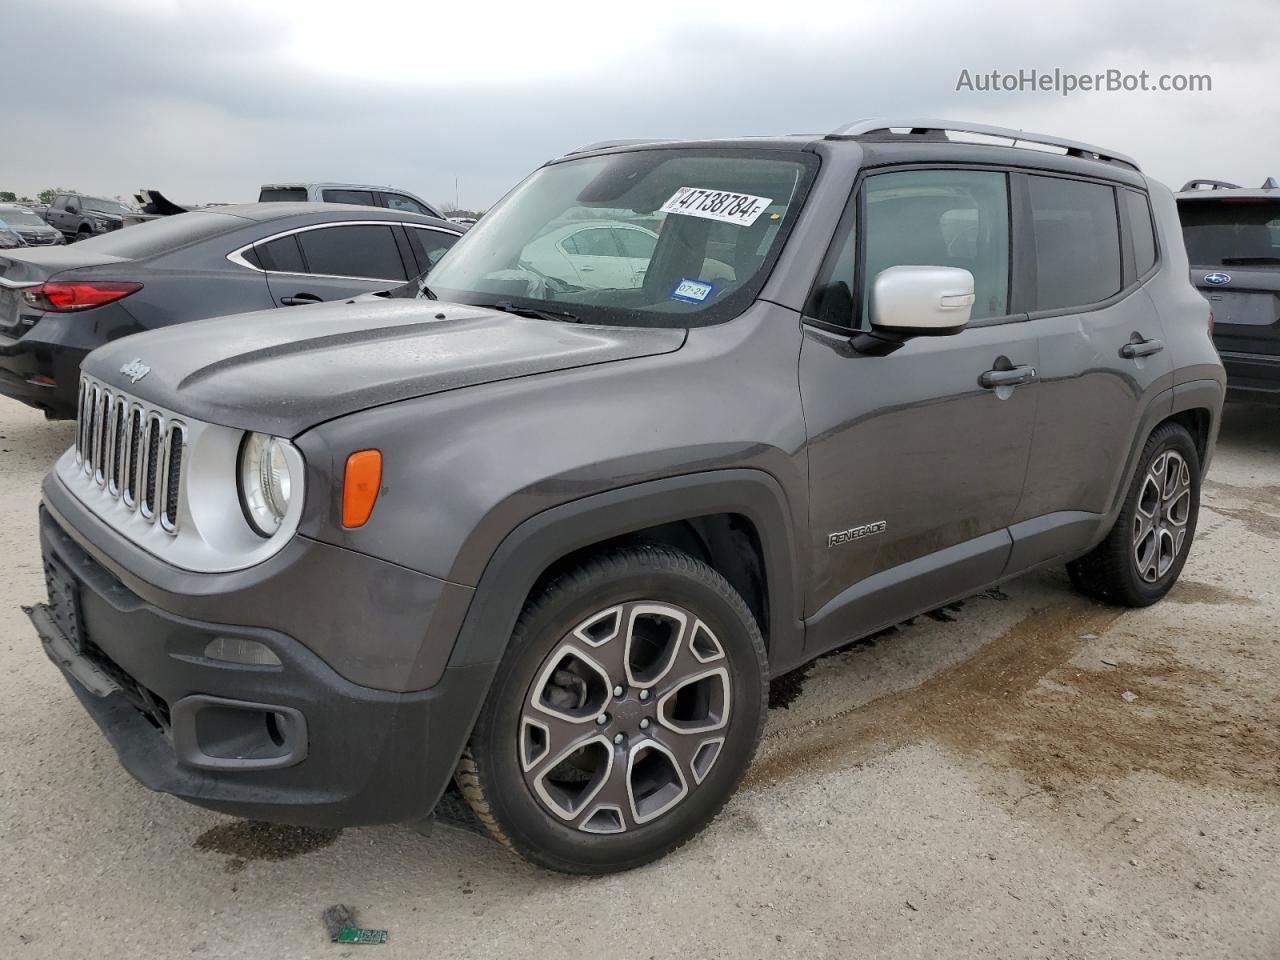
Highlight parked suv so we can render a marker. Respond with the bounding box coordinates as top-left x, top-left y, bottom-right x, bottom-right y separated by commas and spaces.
27, 120, 1223, 874
43, 193, 134, 241
259, 182, 444, 218
1177, 178, 1280, 403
